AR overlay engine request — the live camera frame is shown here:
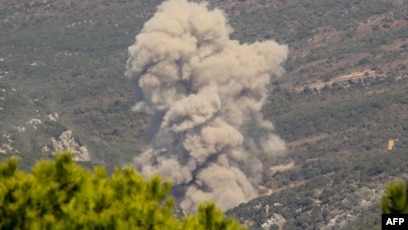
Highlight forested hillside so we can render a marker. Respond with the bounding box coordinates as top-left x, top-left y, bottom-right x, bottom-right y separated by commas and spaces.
1, 0, 407, 229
